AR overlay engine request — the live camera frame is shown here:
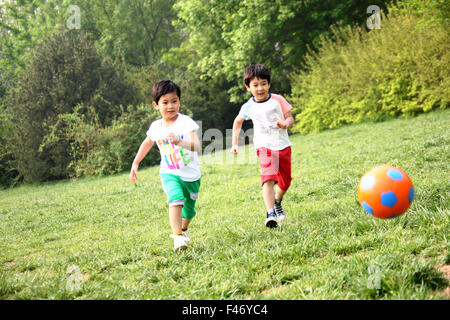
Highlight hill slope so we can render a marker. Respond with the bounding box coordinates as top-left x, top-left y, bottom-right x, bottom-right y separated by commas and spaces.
0, 110, 449, 299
